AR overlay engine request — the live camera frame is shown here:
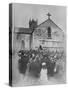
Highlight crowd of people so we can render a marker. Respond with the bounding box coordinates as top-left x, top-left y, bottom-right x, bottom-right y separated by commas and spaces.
18, 48, 64, 78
